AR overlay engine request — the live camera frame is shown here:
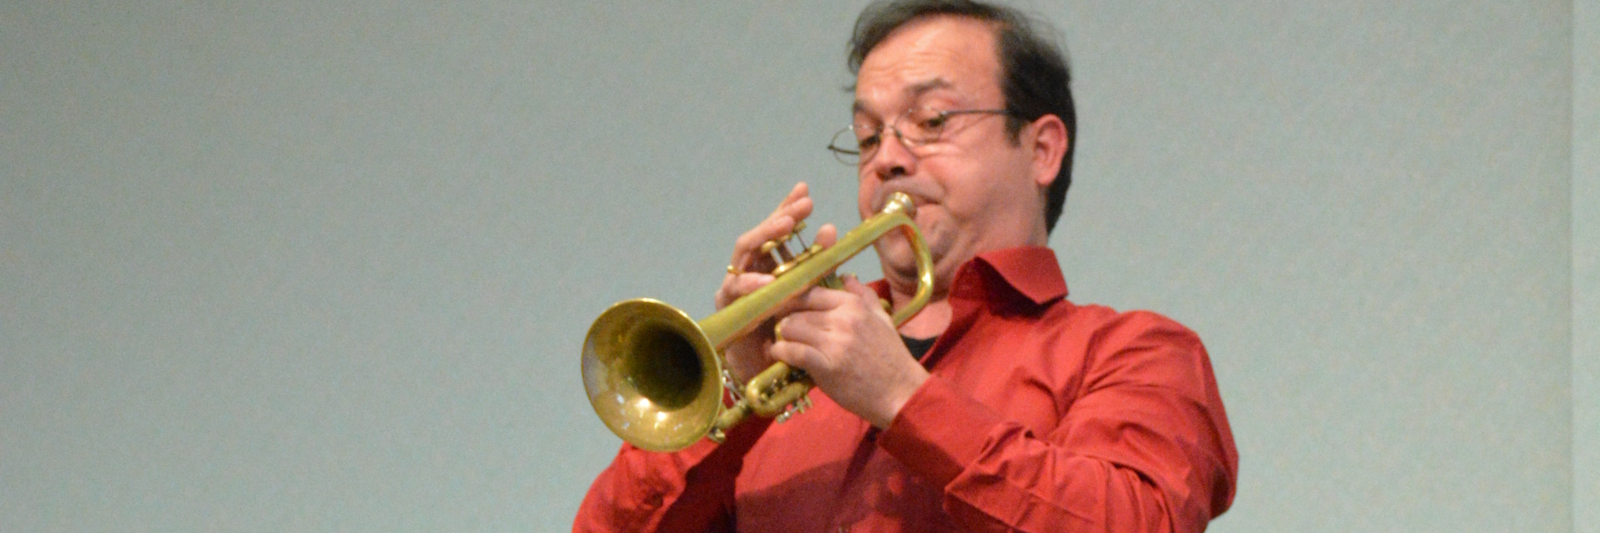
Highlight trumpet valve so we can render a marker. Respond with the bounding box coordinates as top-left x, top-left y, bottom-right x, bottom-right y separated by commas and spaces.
772, 244, 824, 278
759, 221, 812, 265
775, 396, 813, 423
758, 239, 788, 261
